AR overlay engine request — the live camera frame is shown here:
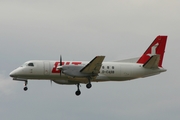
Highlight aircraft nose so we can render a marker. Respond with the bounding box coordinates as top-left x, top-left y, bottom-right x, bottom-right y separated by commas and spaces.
9, 70, 16, 77
9, 67, 22, 77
